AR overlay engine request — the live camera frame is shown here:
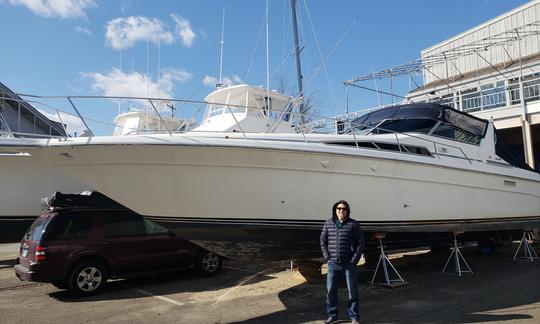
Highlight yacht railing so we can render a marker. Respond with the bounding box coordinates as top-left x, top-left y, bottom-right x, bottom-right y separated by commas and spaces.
0, 94, 475, 163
